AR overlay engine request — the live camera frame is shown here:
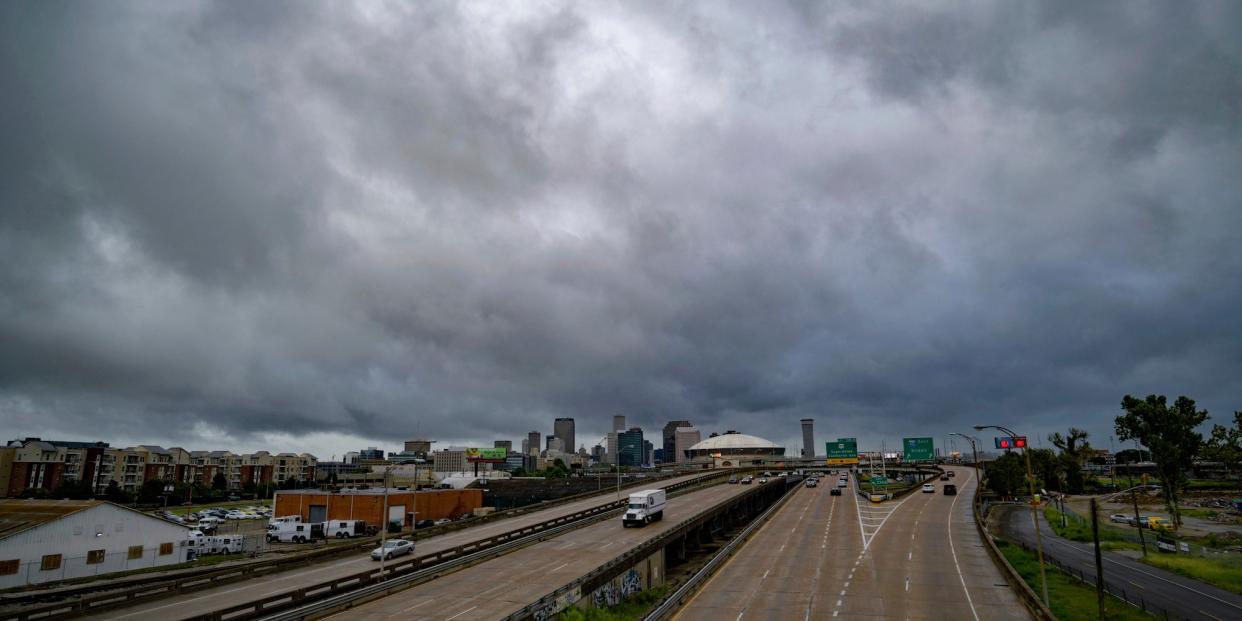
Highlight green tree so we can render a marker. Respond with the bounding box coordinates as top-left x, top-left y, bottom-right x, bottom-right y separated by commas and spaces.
104, 480, 130, 503
1049, 428, 1091, 493
1116, 394, 1209, 526
1202, 411, 1241, 477
212, 472, 228, 491
984, 452, 1026, 496
54, 478, 94, 500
